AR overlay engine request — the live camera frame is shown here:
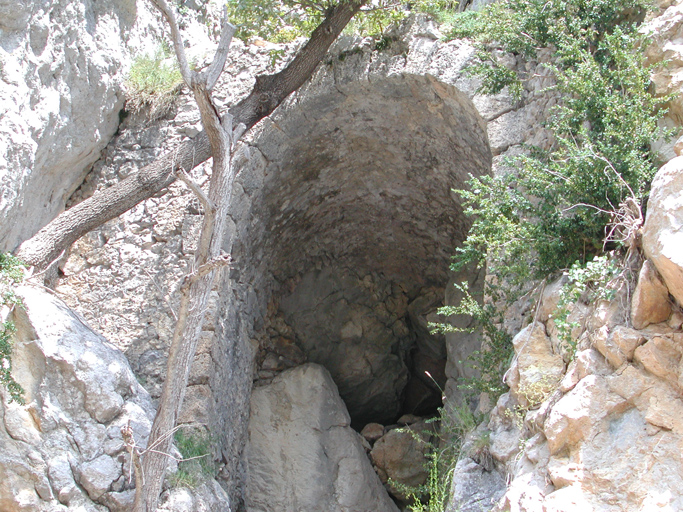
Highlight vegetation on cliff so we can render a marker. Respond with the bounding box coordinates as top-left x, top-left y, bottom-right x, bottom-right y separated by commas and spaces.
0, 253, 25, 404
438, 0, 671, 401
